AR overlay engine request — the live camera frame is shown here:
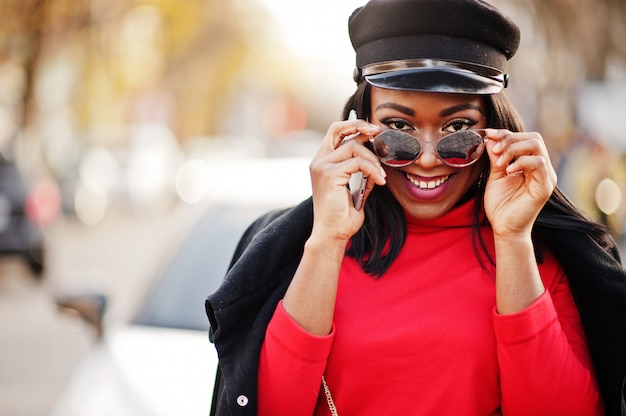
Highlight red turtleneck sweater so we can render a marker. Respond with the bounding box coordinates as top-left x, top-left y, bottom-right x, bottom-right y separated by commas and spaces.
257, 199, 603, 415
